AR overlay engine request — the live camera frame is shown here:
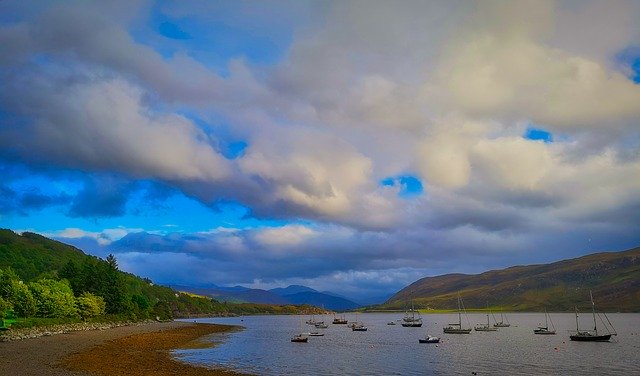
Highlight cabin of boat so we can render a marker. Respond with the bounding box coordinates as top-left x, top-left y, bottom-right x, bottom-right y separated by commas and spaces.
534, 327, 556, 335
419, 335, 440, 343
309, 331, 325, 336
